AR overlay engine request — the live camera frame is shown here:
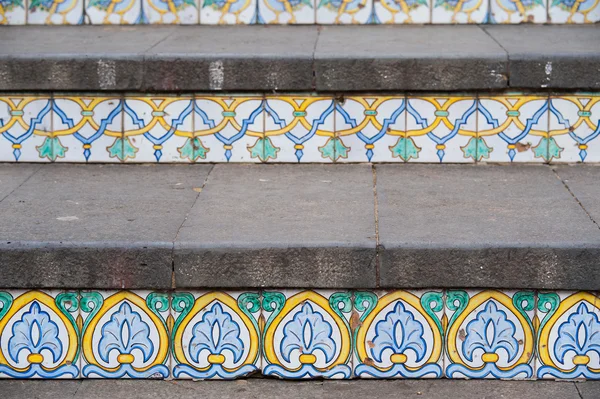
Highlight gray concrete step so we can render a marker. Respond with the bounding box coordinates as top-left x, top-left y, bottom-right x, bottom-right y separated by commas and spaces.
2, 379, 599, 399
0, 25, 598, 92
0, 163, 599, 290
